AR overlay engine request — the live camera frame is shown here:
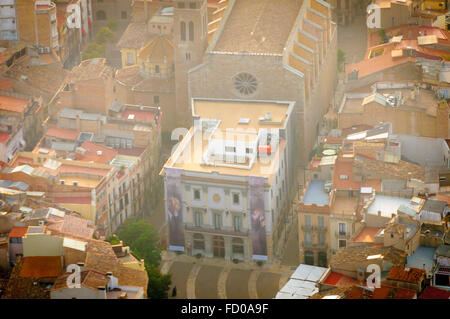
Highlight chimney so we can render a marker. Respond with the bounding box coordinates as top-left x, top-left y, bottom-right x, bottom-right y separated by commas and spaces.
378, 210, 381, 217
407, 172, 412, 182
